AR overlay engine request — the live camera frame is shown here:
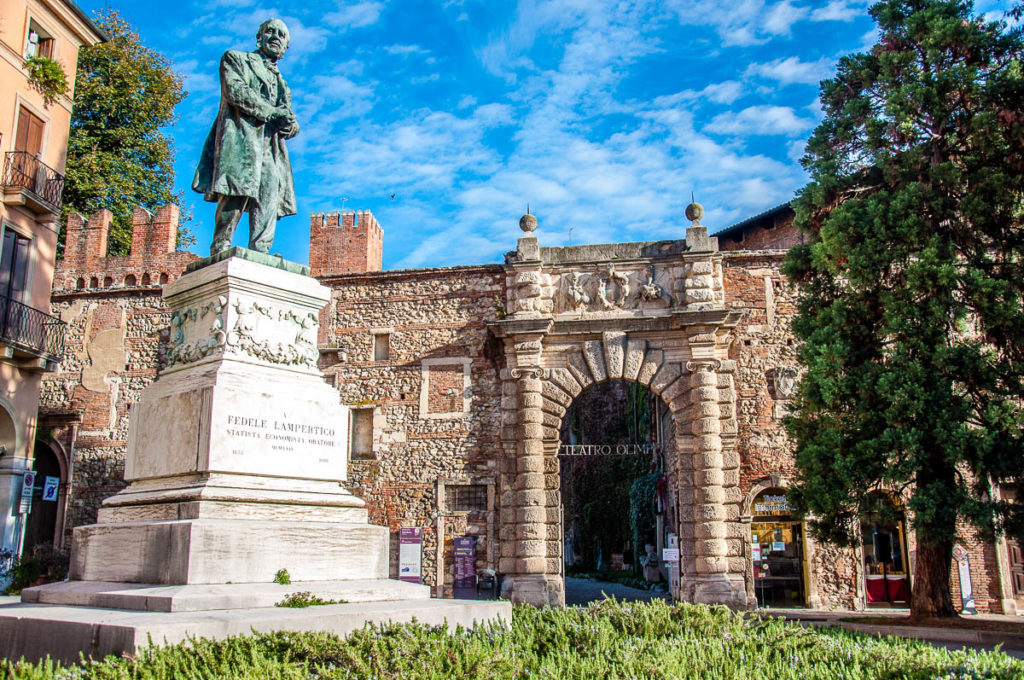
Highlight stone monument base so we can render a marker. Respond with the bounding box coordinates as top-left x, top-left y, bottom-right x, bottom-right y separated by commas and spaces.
0, 253, 512, 665
0, 589, 509, 664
